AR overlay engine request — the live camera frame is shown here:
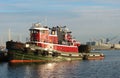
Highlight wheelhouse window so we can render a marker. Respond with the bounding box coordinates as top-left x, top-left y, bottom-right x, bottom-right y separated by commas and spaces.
40, 30, 46, 33
31, 30, 39, 34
